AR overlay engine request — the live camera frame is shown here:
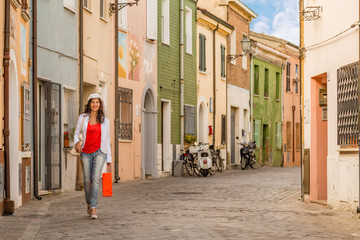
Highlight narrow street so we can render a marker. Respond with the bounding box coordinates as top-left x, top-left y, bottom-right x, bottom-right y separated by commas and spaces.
1, 167, 360, 240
